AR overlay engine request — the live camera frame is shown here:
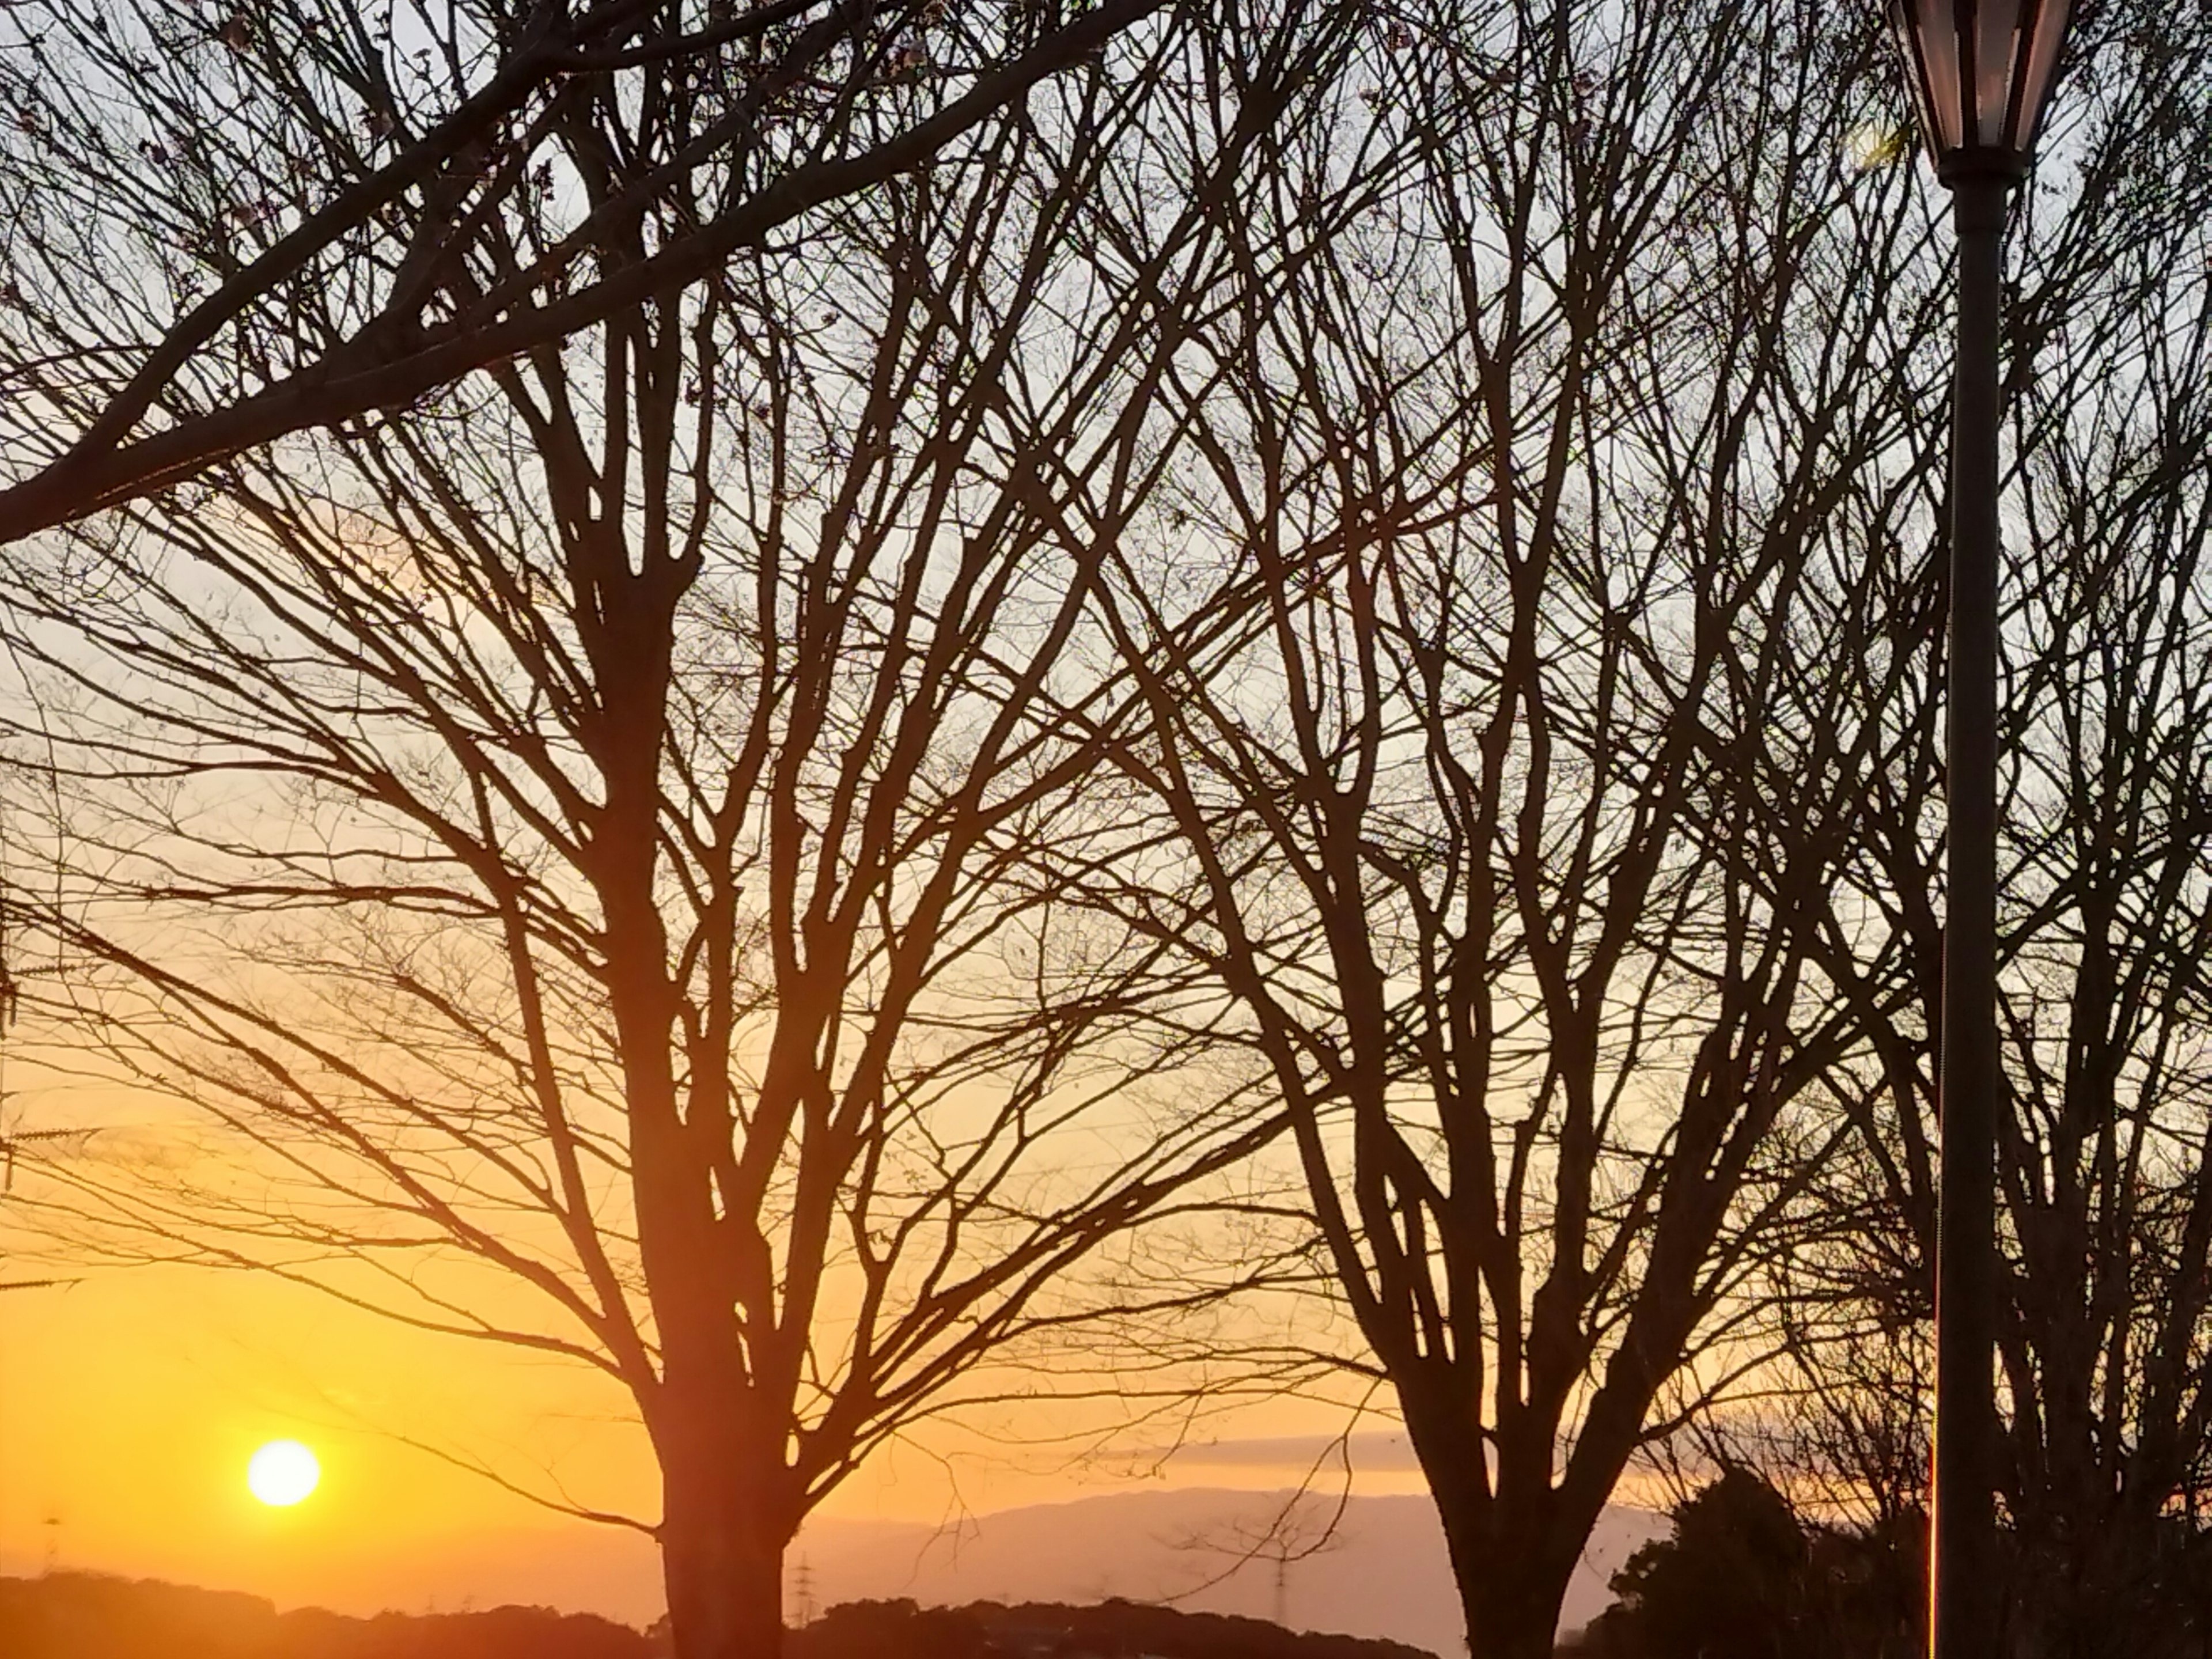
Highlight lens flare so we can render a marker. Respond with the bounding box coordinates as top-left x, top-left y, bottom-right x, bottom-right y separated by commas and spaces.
1844, 120, 1909, 171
